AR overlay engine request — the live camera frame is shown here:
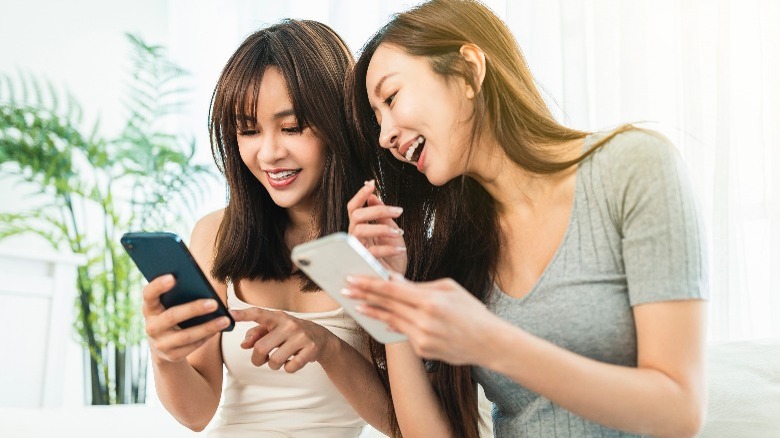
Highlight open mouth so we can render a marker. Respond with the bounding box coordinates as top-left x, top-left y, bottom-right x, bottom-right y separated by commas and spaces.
405, 135, 426, 164
267, 169, 301, 181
